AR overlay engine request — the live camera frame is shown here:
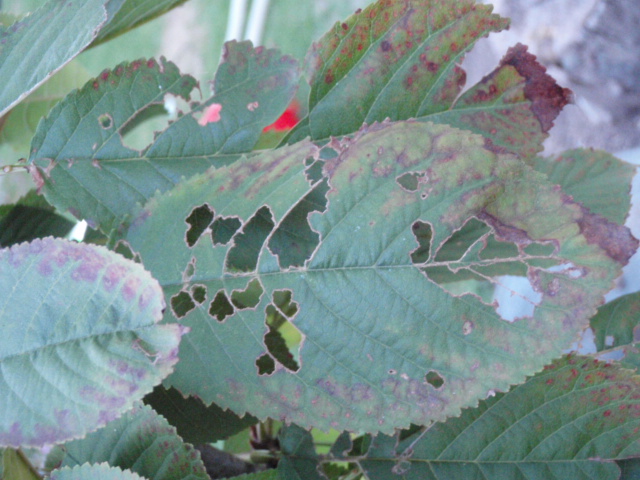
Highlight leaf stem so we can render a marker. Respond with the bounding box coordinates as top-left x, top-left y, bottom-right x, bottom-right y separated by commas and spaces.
0, 162, 29, 175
